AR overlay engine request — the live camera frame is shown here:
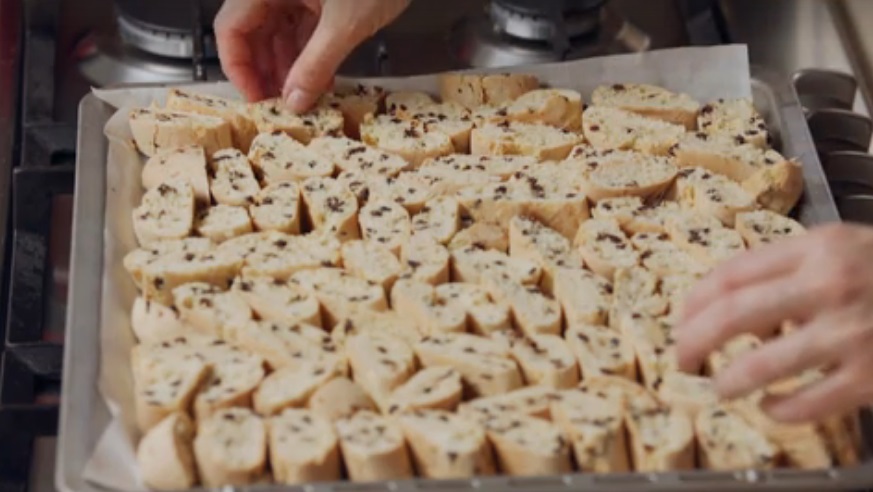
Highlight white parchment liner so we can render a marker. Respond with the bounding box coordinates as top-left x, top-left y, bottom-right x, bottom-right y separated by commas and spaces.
84, 45, 752, 490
